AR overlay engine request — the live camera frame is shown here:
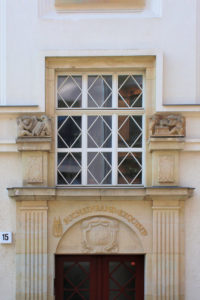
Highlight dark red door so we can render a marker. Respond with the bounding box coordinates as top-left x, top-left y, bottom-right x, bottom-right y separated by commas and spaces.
55, 255, 144, 300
